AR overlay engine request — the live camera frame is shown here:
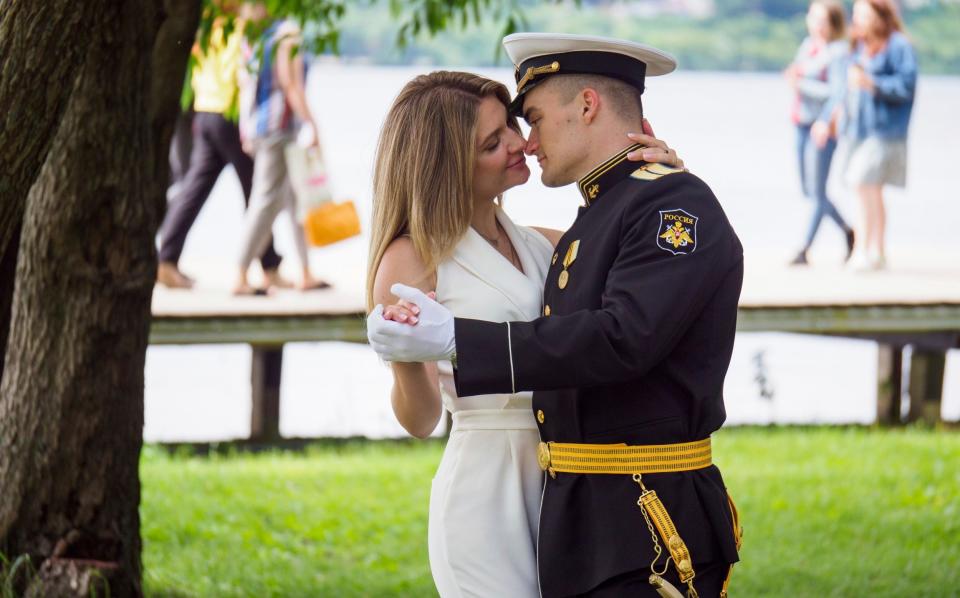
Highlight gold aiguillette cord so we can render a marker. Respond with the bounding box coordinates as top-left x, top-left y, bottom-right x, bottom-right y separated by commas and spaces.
634, 474, 700, 598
